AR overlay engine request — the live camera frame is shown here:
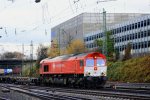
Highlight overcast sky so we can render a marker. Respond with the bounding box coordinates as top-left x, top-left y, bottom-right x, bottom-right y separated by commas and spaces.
0, 0, 150, 56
